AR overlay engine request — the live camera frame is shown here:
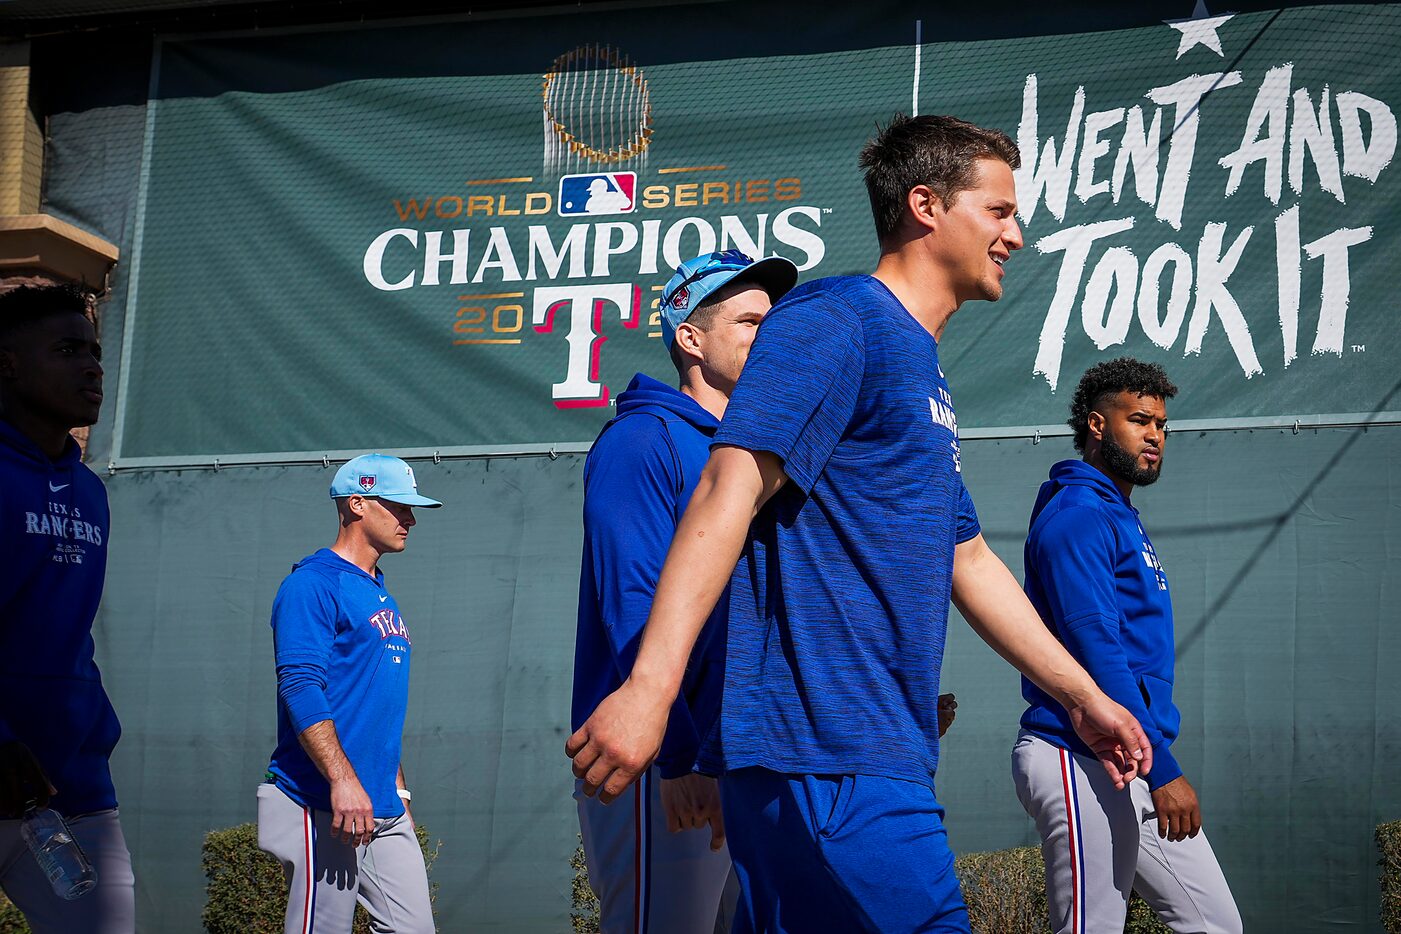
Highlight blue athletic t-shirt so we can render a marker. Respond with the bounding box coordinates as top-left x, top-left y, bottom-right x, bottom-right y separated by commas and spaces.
699, 275, 980, 787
